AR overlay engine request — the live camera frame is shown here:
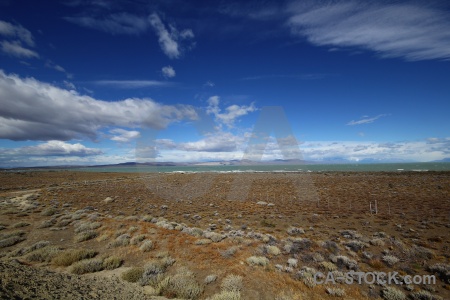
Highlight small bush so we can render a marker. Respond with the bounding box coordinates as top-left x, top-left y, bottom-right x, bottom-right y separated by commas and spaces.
205, 274, 218, 284
41, 207, 57, 216
221, 274, 243, 293
74, 230, 98, 242
319, 261, 337, 271
246, 256, 269, 267
287, 227, 305, 235
428, 263, 450, 283
287, 258, 298, 268
345, 240, 366, 252
209, 291, 241, 300
370, 238, 385, 246
71, 258, 104, 274
195, 238, 212, 245
220, 246, 238, 258
122, 267, 144, 283
382, 287, 406, 300
410, 290, 443, 300
0, 235, 25, 248
103, 256, 123, 270
74, 221, 101, 233
139, 240, 154, 252
38, 219, 55, 229
52, 249, 97, 266
140, 261, 167, 286
110, 233, 131, 247
8, 240, 50, 257
158, 268, 203, 299
12, 222, 30, 228
130, 234, 146, 245
128, 226, 139, 233
326, 287, 345, 297
382, 255, 400, 267
265, 245, 281, 256
26, 246, 61, 262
